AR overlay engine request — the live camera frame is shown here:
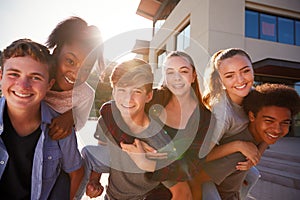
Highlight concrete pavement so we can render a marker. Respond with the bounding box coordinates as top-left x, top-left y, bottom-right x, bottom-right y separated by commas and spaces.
246, 137, 300, 200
